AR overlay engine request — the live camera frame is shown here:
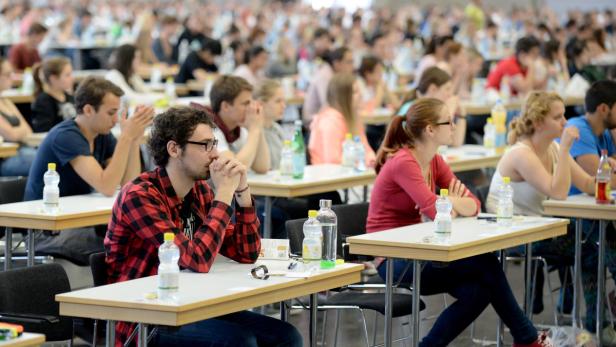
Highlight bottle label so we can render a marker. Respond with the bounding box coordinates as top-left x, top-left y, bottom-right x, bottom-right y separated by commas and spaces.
158, 272, 179, 291
302, 242, 322, 260
596, 180, 611, 204
434, 218, 451, 234
43, 190, 59, 204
